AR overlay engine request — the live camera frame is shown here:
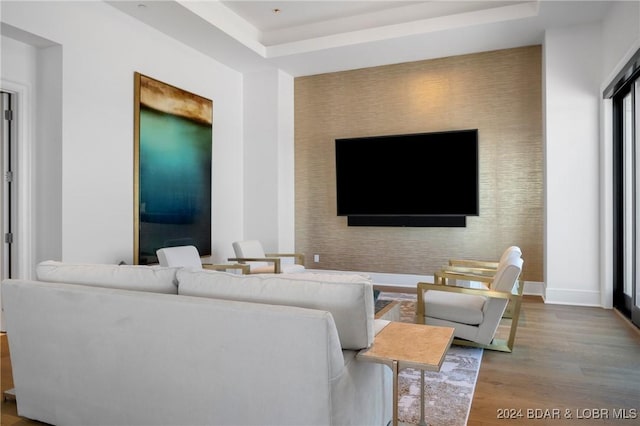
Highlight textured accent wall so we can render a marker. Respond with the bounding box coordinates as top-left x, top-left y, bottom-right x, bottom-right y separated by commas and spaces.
294, 46, 542, 281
